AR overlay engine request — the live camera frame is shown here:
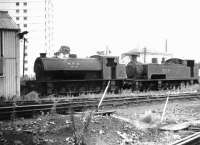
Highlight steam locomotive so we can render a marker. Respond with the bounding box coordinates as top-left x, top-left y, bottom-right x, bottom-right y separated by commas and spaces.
21, 52, 199, 96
